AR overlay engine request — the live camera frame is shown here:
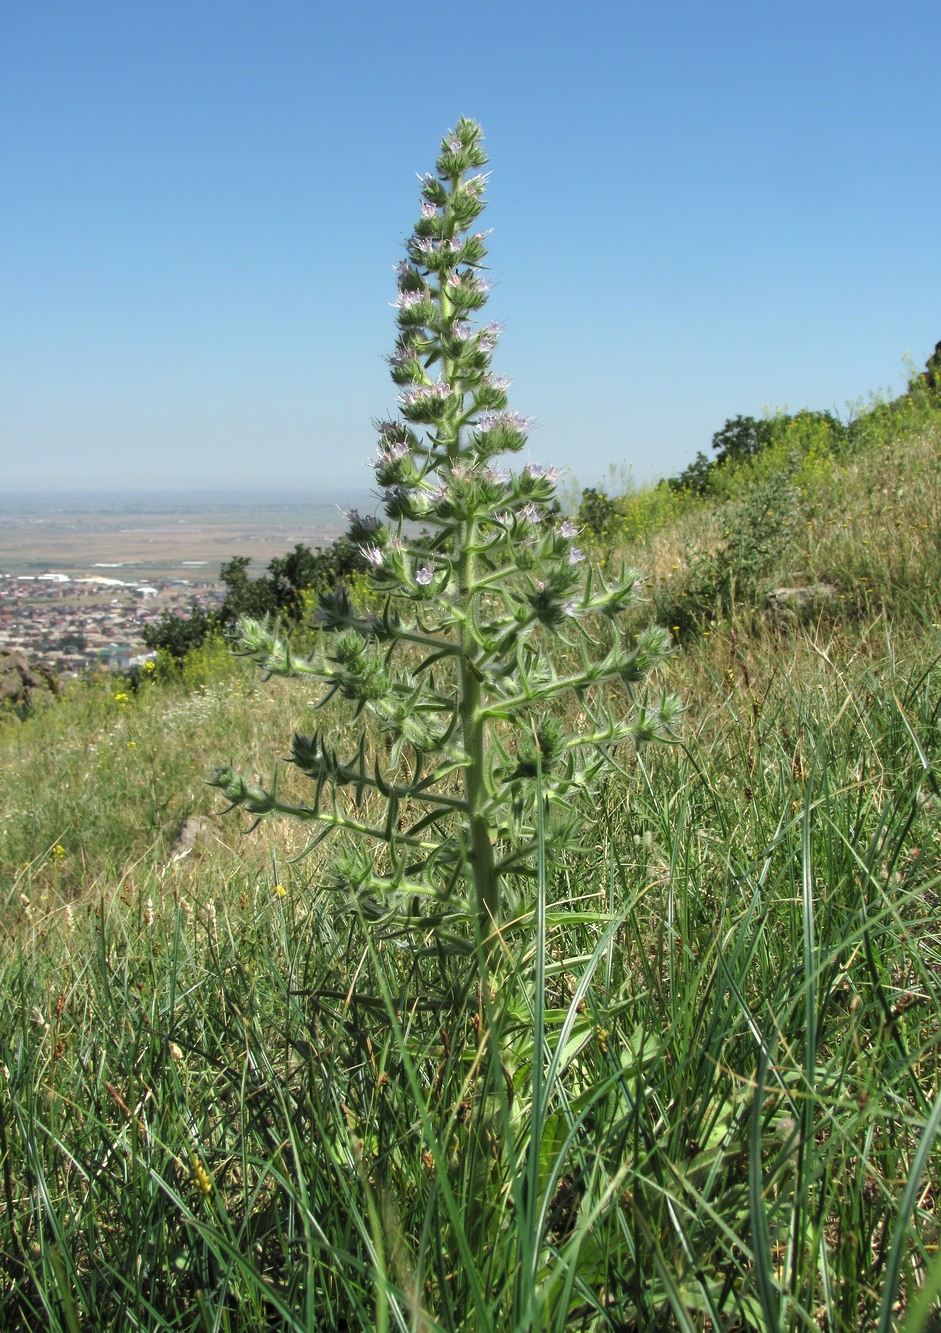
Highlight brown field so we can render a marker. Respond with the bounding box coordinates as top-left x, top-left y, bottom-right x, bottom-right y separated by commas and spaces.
0, 494, 363, 585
